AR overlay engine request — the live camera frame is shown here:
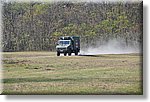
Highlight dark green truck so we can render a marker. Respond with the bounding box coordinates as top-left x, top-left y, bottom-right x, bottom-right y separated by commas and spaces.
56, 36, 80, 56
